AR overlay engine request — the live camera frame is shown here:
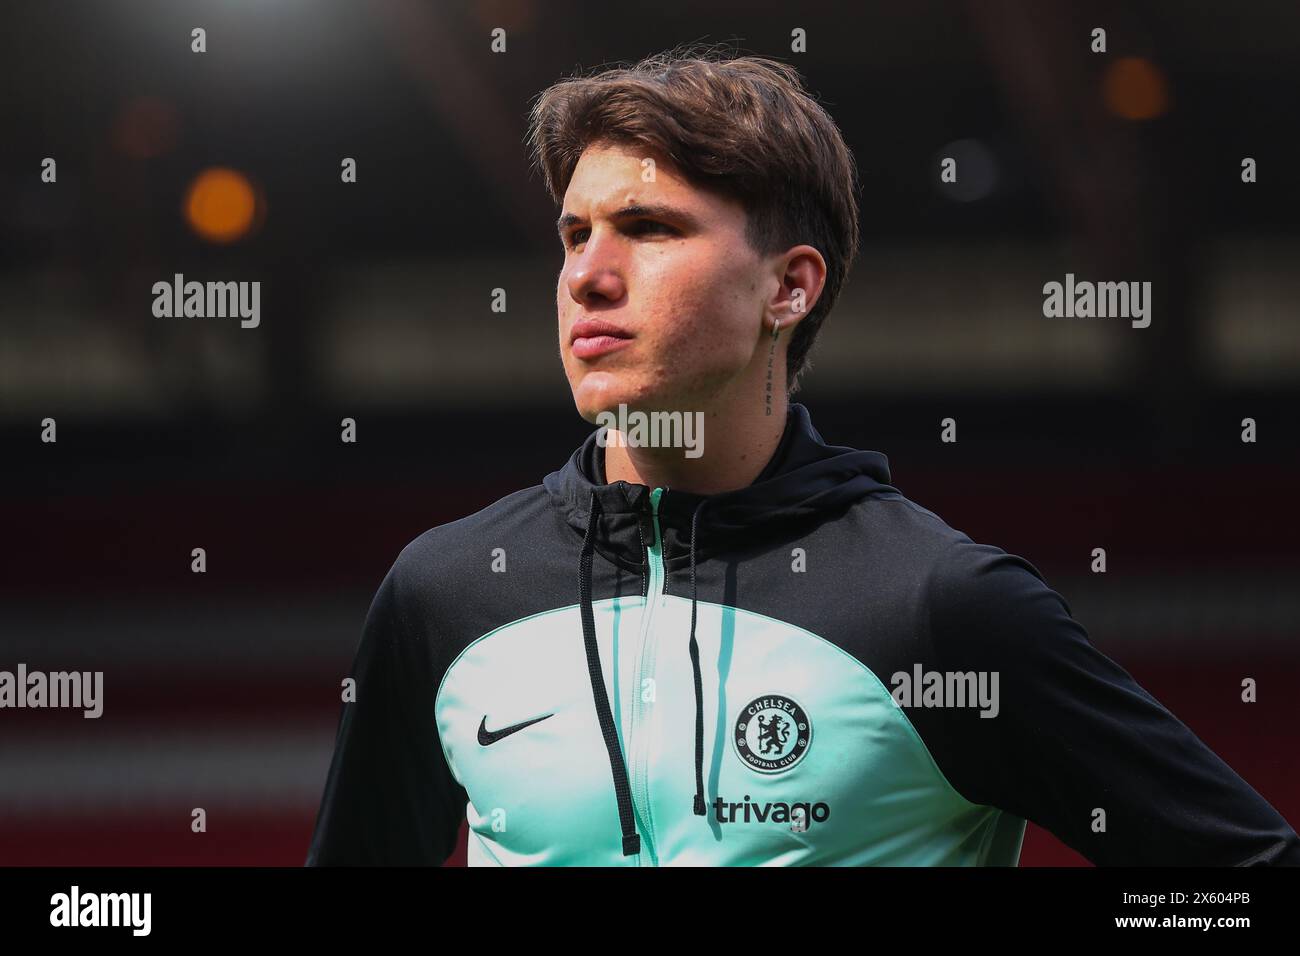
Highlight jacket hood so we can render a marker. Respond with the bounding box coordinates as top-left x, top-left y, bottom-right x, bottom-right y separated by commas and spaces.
544, 402, 897, 570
